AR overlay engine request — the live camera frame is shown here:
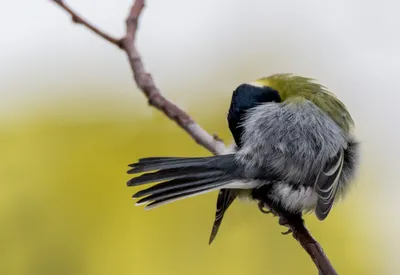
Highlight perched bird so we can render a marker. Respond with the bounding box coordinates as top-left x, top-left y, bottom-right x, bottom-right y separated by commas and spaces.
127, 74, 359, 244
